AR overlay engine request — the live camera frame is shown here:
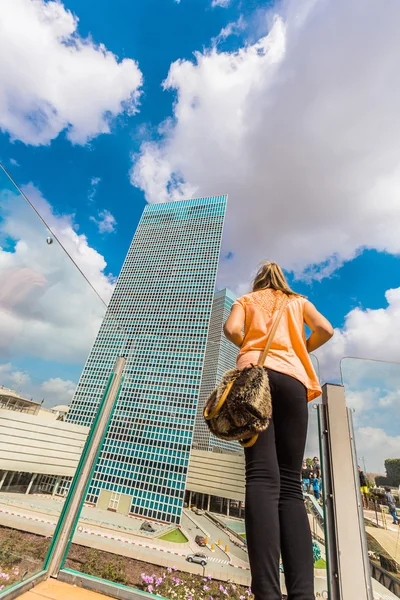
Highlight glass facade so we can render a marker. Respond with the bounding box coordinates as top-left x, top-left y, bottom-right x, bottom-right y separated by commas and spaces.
193, 288, 242, 454
67, 196, 227, 523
